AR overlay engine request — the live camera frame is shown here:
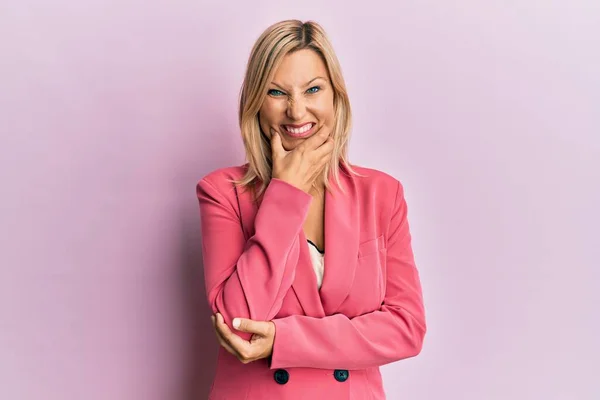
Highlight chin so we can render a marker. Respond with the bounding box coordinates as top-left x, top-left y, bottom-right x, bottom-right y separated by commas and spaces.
280, 140, 300, 151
